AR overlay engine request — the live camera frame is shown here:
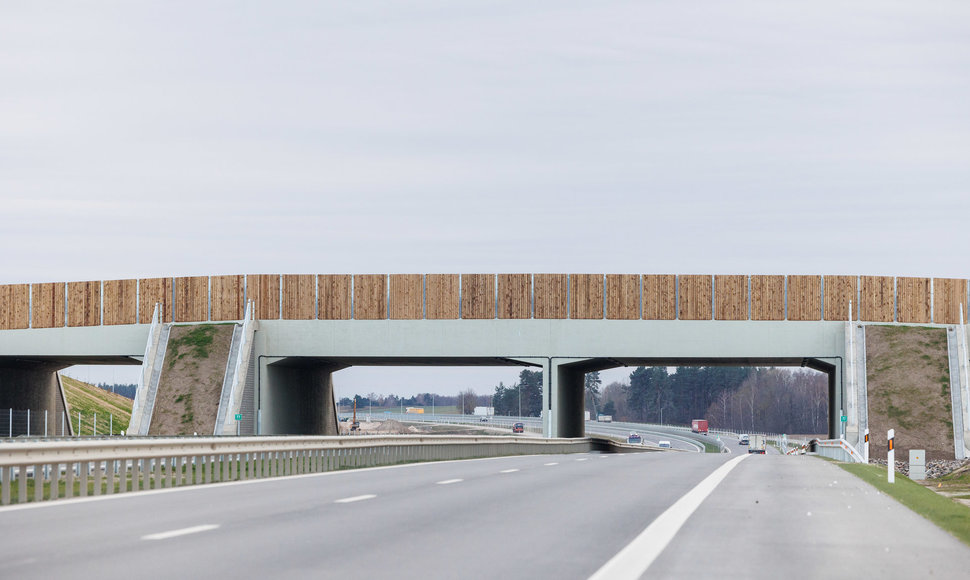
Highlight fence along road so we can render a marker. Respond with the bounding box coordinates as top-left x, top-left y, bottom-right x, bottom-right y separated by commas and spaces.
0, 435, 626, 506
